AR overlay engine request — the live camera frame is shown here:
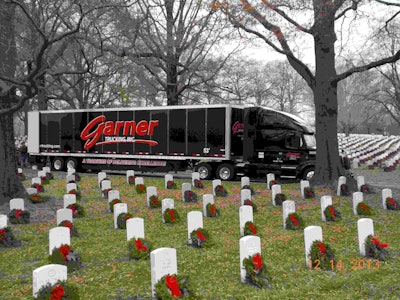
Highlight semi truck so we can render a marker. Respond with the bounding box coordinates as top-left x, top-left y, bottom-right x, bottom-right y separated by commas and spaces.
27, 104, 316, 181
